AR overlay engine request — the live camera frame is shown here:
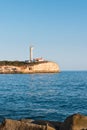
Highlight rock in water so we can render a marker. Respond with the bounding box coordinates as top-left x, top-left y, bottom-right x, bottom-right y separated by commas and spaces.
60, 114, 87, 130
0, 114, 87, 130
0, 119, 56, 130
